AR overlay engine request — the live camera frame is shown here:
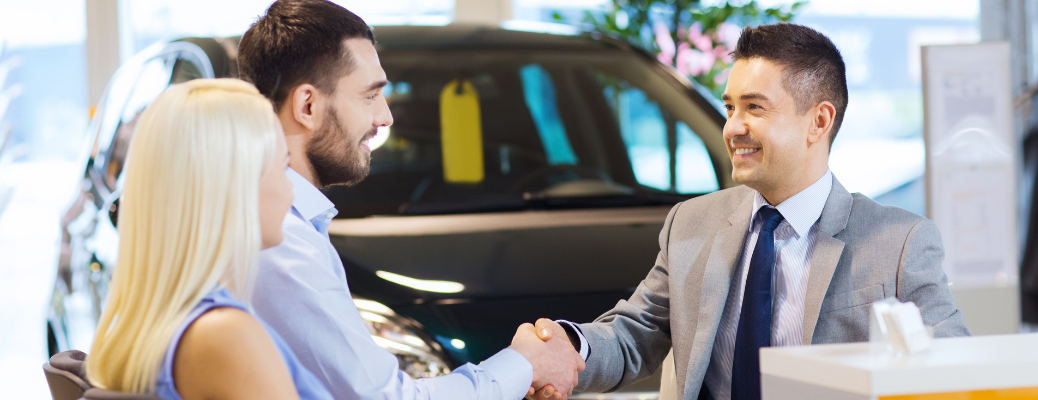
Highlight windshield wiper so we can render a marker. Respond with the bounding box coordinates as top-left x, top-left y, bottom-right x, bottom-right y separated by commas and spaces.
398, 192, 693, 216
